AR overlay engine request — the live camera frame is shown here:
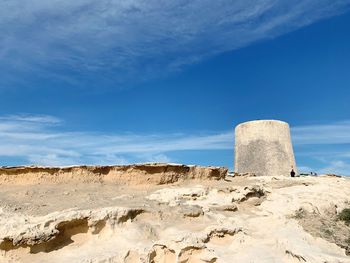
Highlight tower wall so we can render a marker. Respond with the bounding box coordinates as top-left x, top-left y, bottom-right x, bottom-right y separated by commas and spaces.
234, 120, 297, 176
